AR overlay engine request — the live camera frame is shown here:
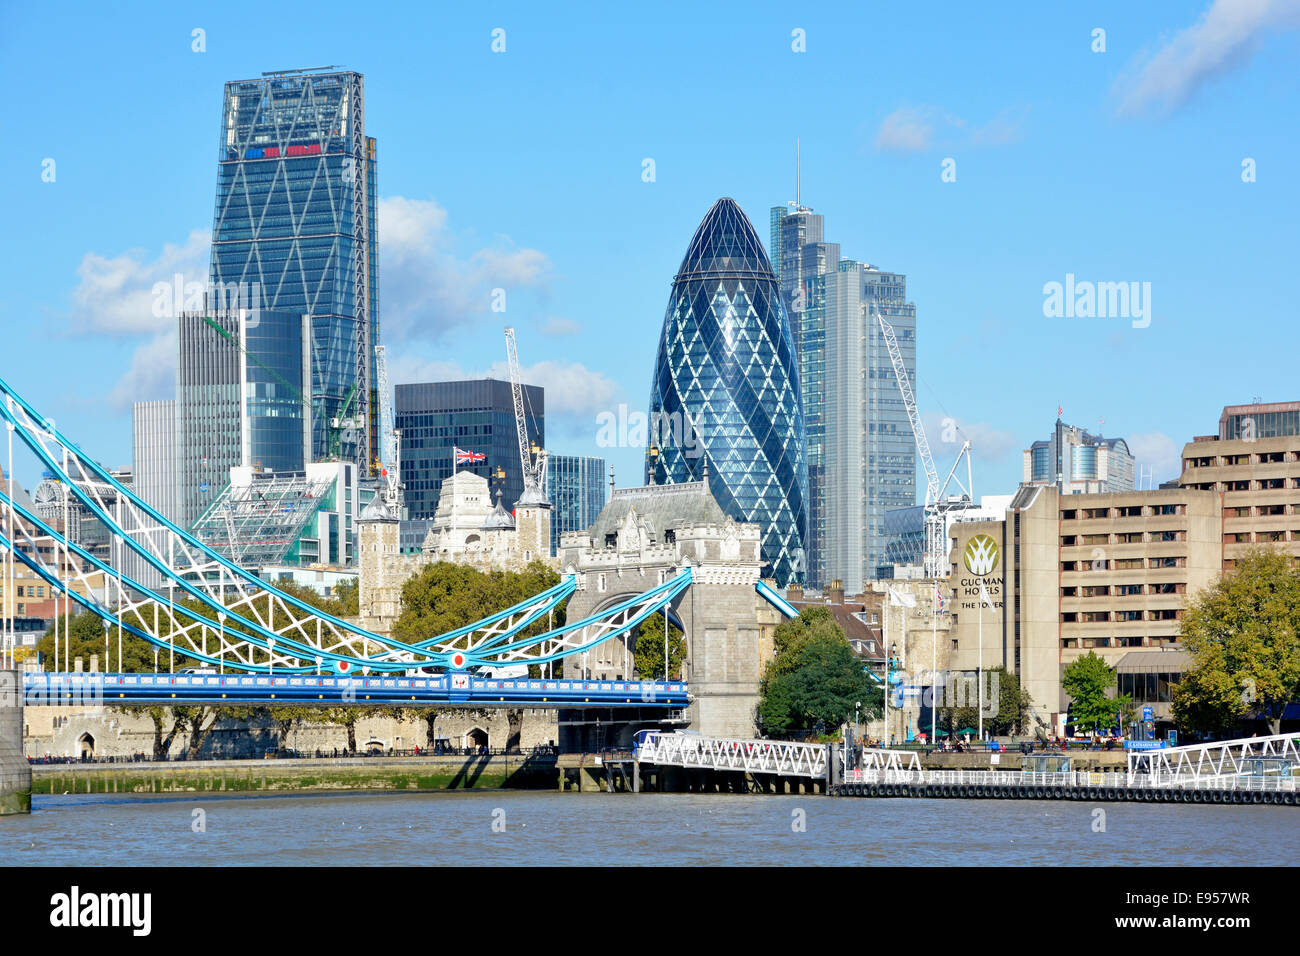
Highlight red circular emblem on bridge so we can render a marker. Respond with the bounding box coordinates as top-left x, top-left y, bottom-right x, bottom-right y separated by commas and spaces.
451, 652, 466, 669
337, 661, 351, 674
